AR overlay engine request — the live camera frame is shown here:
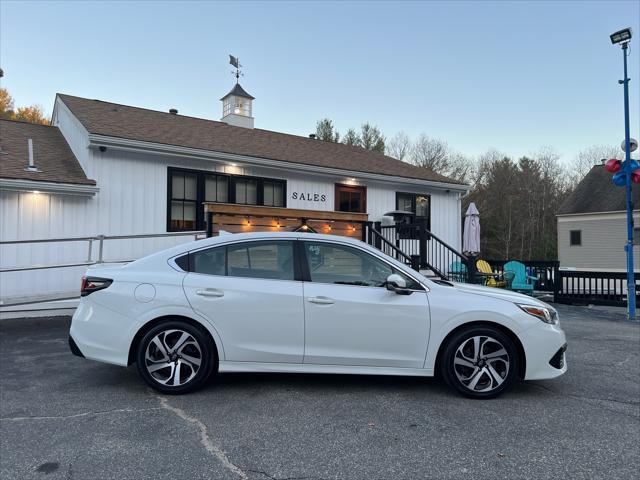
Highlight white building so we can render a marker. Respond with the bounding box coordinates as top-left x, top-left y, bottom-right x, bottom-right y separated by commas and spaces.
0, 83, 468, 305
